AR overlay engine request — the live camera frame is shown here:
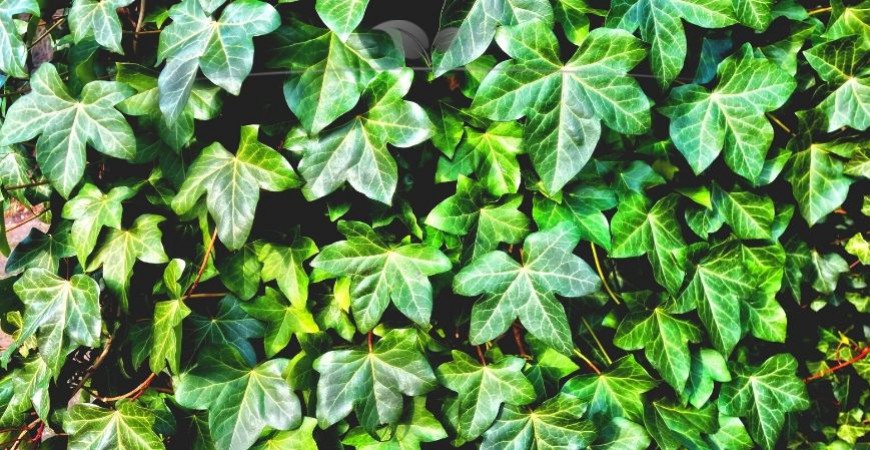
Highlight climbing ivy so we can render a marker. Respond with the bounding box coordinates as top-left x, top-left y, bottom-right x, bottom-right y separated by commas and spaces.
0, 0, 868, 448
